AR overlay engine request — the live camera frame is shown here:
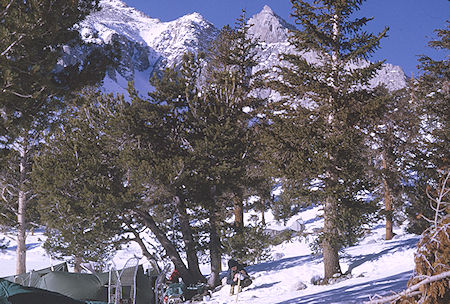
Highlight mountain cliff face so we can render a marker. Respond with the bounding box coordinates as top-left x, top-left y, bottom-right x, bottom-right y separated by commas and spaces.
76, 0, 406, 95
